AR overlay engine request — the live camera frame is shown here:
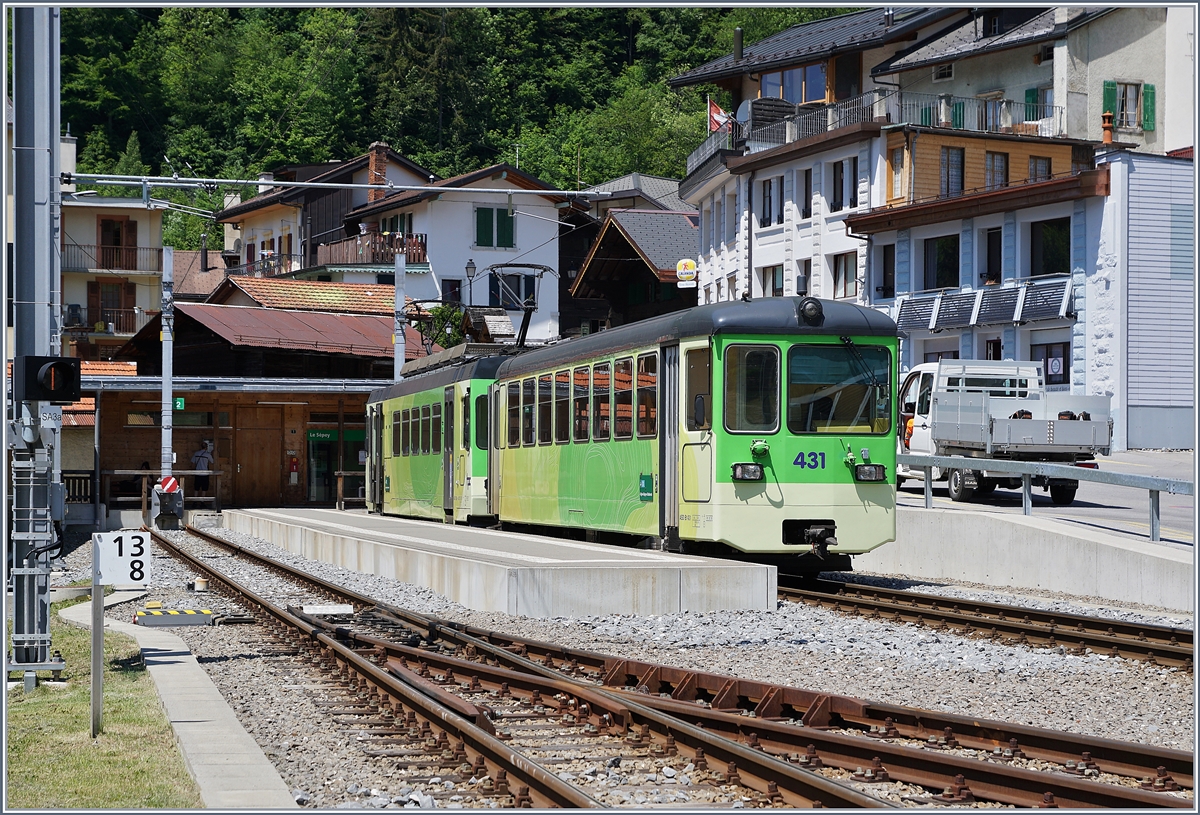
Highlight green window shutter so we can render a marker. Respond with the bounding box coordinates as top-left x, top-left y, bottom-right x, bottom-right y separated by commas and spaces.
951, 102, 964, 130
1102, 80, 1117, 115
920, 105, 932, 126
476, 207, 494, 247
496, 208, 515, 248
1024, 87, 1038, 120
1141, 84, 1155, 131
